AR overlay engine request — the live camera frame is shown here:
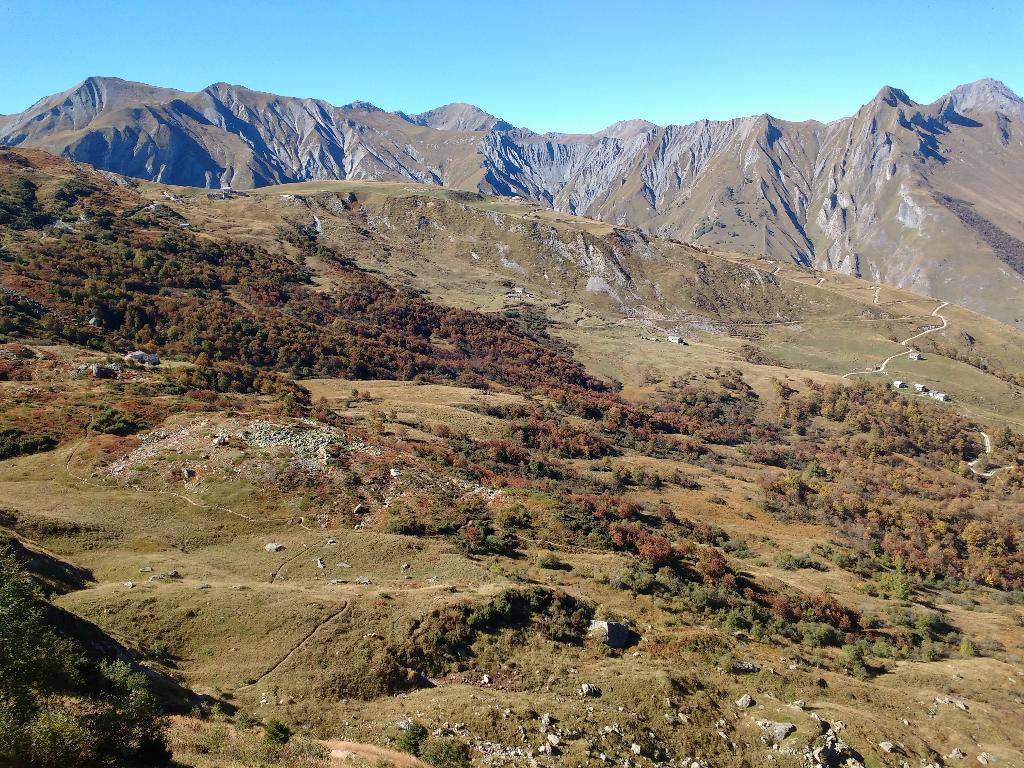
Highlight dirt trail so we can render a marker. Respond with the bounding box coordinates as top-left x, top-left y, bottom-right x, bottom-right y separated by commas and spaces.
843, 300, 949, 379
236, 601, 349, 690
324, 740, 426, 767
966, 429, 1013, 477
833, 308, 1019, 478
